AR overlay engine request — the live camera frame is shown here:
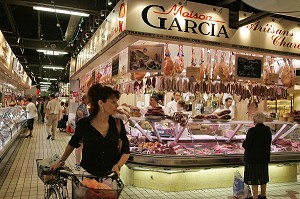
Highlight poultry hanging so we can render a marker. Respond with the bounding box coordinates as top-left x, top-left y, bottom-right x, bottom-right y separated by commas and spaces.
174, 45, 184, 74
211, 50, 219, 80
163, 43, 174, 76
199, 48, 205, 81
218, 51, 230, 82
